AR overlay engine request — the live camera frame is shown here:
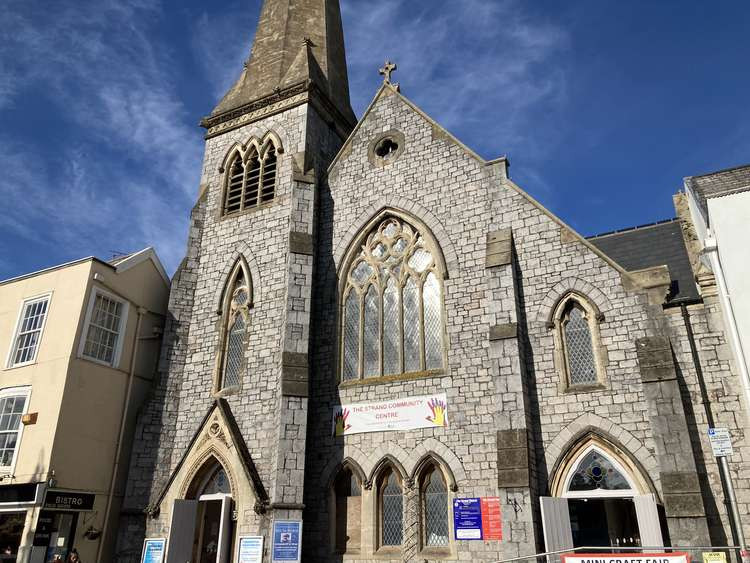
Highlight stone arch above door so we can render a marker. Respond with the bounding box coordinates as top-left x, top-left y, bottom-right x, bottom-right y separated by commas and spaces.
545, 413, 659, 485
